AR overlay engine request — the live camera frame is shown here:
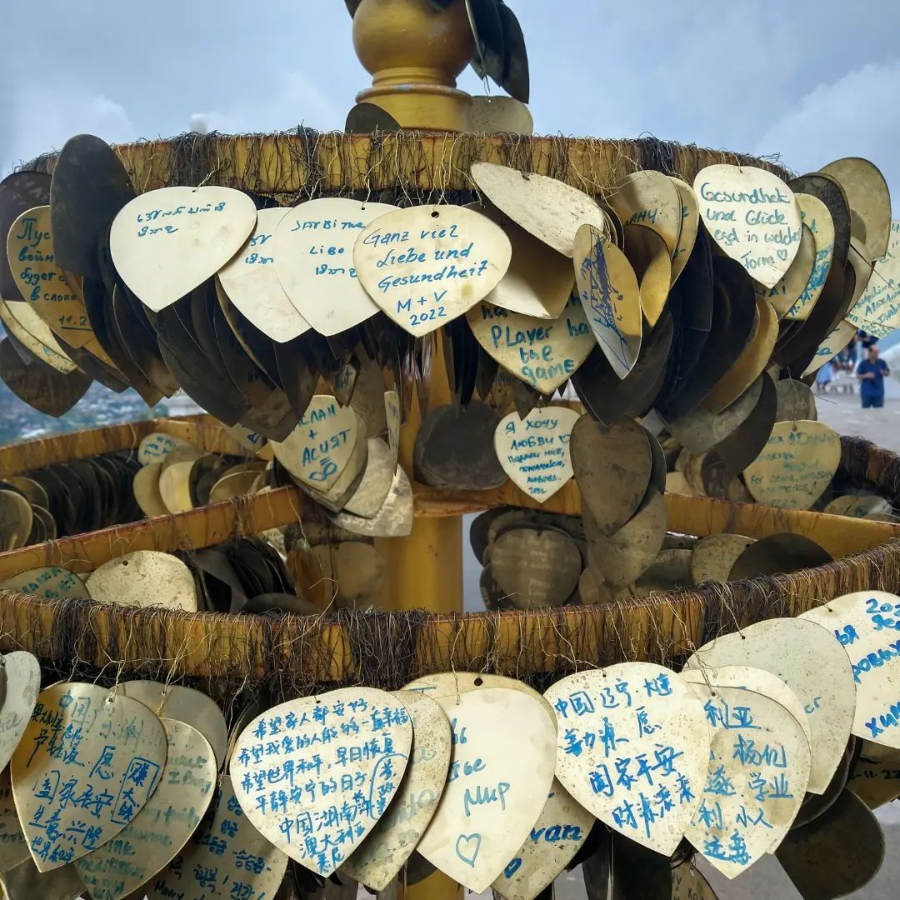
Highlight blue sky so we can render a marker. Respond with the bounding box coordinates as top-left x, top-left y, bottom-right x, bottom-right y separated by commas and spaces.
2, 0, 899, 209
